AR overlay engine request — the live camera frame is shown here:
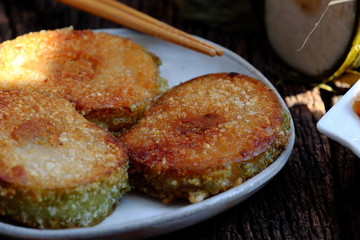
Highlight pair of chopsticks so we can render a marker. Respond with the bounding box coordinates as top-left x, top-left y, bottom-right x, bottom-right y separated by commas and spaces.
56, 0, 223, 57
